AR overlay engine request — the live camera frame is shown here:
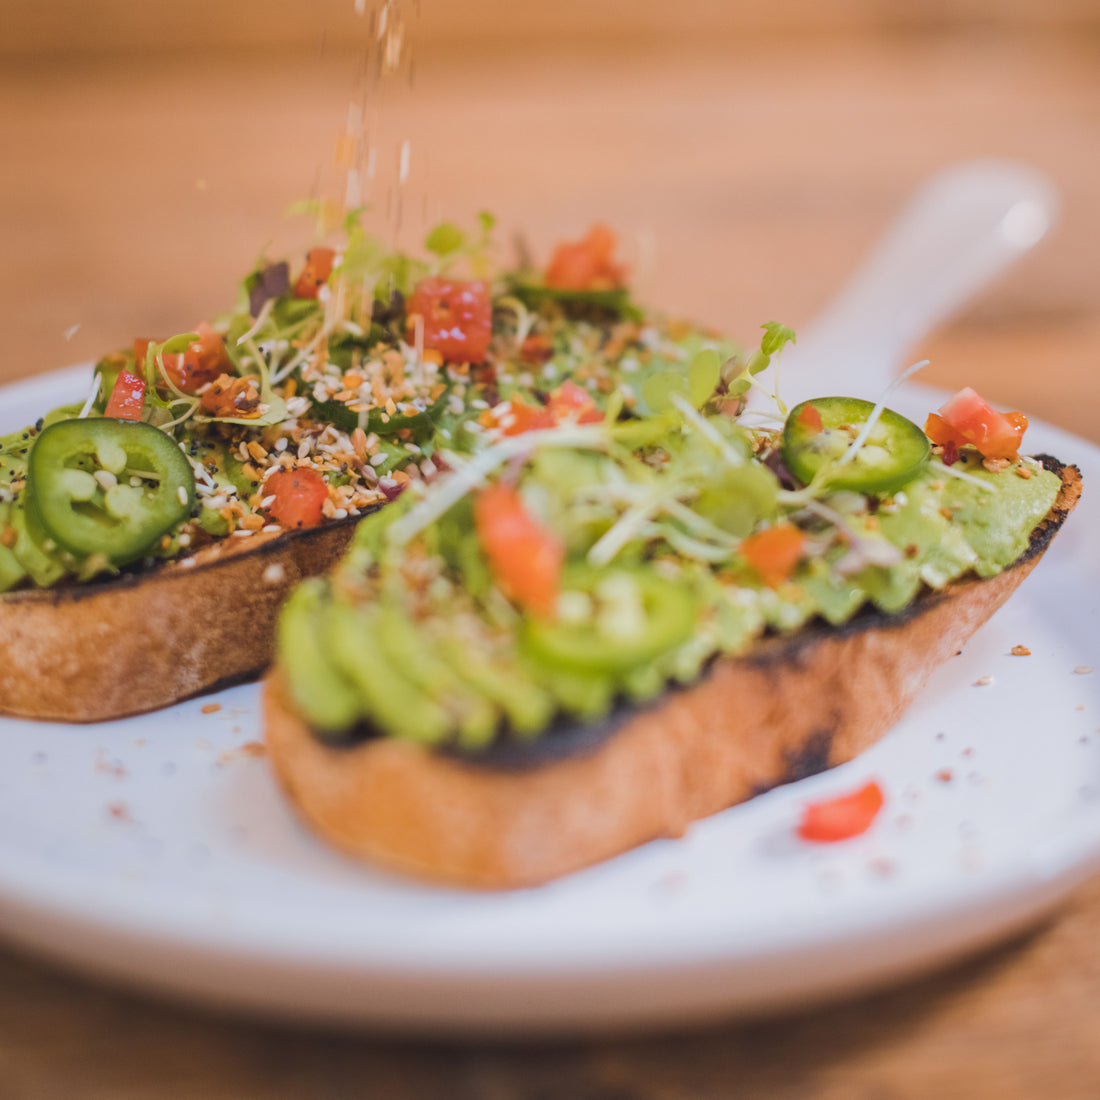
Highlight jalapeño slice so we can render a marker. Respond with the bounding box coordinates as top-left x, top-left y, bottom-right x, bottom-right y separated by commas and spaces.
781, 397, 930, 495
523, 569, 697, 676
26, 418, 196, 565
